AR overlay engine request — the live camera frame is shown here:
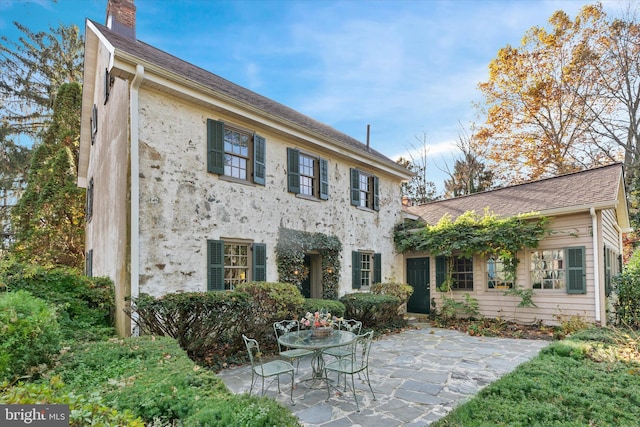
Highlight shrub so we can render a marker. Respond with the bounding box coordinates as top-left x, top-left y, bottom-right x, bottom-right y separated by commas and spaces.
236, 282, 306, 344
184, 394, 301, 426
339, 292, 403, 328
613, 255, 640, 328
371, 282, 414, 304
0, 290, 61, 381
130, 292, 253, 364
51, 335, 297, 426
0, 261, 115, 341
301, 298, 345, 318
0, 378, 144, 426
